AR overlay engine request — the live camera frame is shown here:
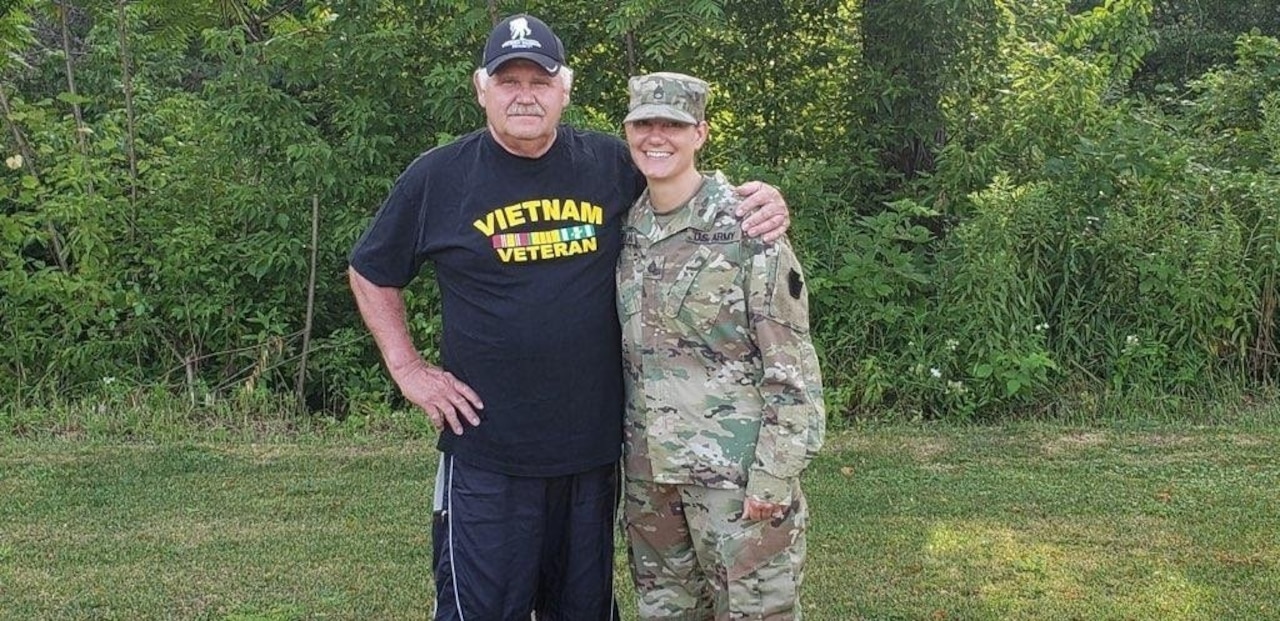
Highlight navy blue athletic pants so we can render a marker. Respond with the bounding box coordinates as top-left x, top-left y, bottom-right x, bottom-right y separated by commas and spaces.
432, 455, 620, 621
